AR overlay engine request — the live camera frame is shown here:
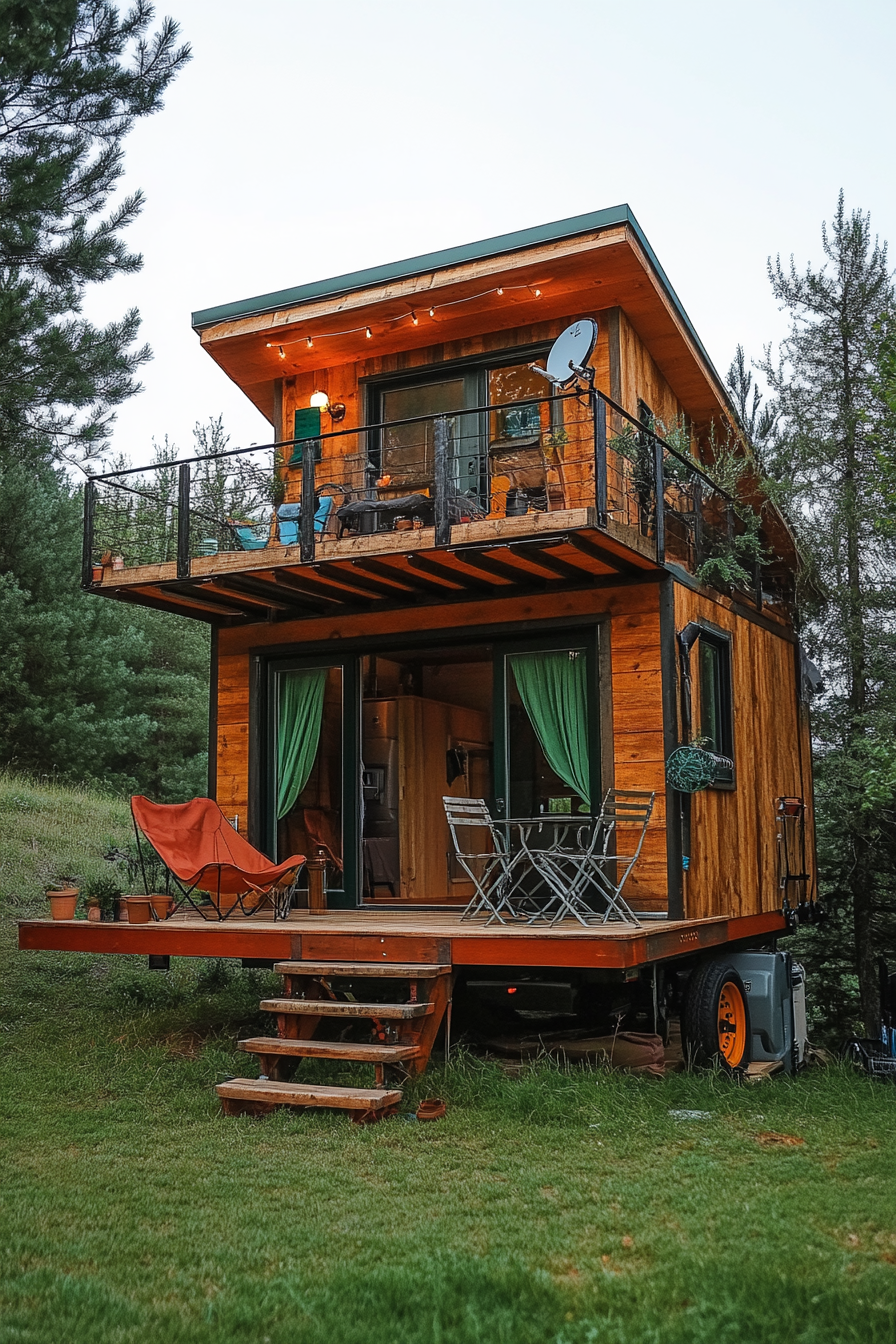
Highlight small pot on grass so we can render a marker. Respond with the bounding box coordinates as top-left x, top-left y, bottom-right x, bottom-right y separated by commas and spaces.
86, 898, 102, 923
